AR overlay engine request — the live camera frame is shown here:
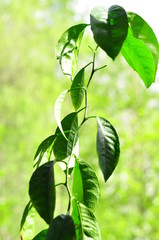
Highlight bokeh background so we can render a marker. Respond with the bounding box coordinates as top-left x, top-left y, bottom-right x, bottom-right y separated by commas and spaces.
0, 0, 159, 239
